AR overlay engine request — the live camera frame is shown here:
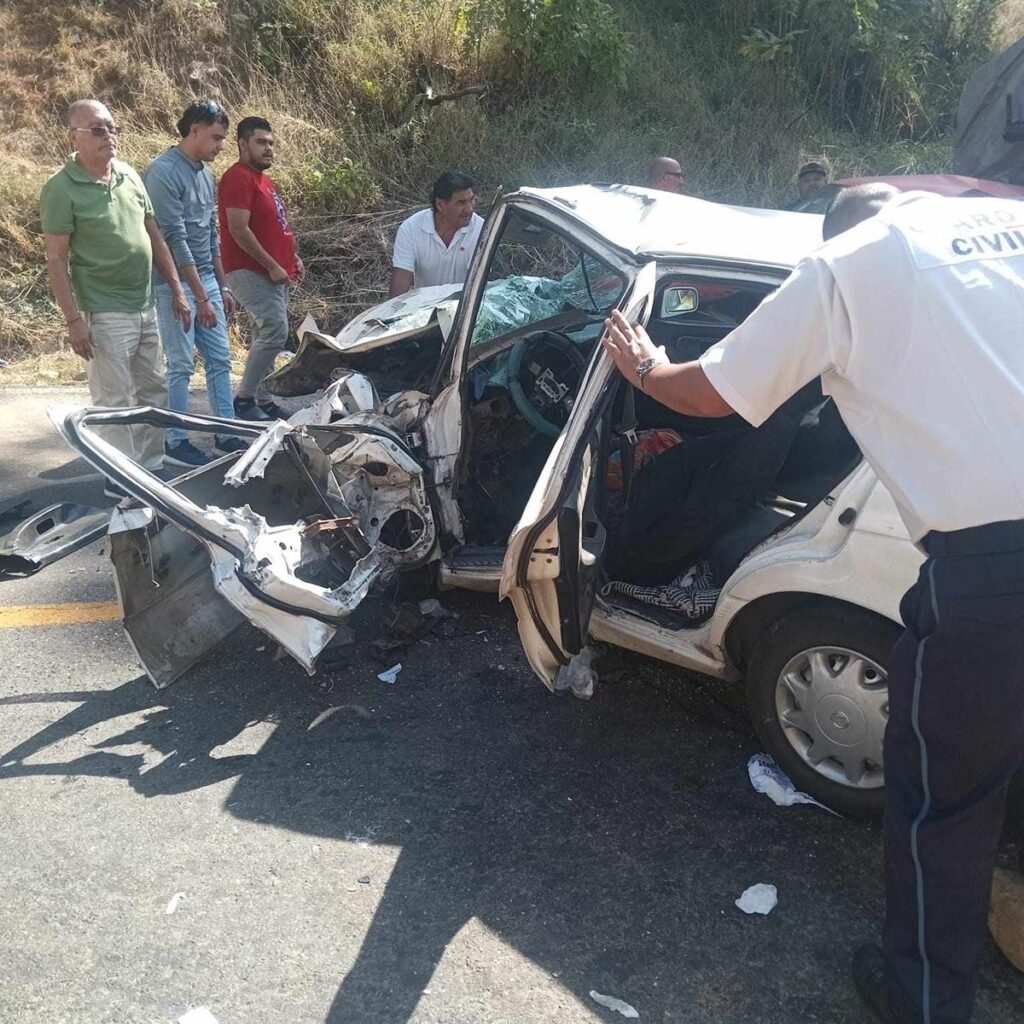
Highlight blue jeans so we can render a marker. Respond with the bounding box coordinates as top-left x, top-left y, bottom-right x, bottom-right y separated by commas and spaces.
155, 269, 233, 446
